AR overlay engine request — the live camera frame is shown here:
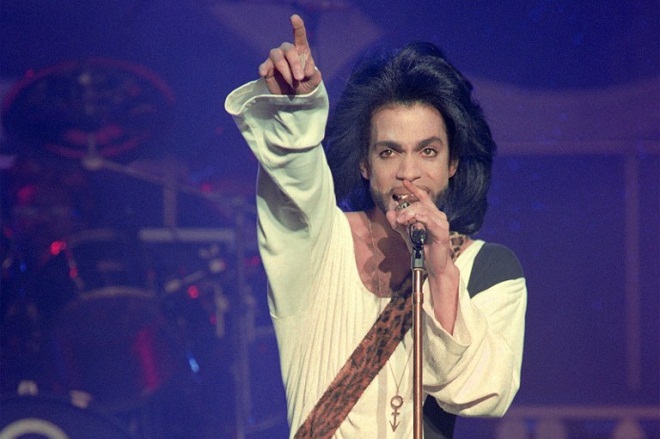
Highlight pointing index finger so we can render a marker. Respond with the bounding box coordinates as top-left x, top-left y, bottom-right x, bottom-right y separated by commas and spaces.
402, 180, 428, 202
291, 14, 309, 52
